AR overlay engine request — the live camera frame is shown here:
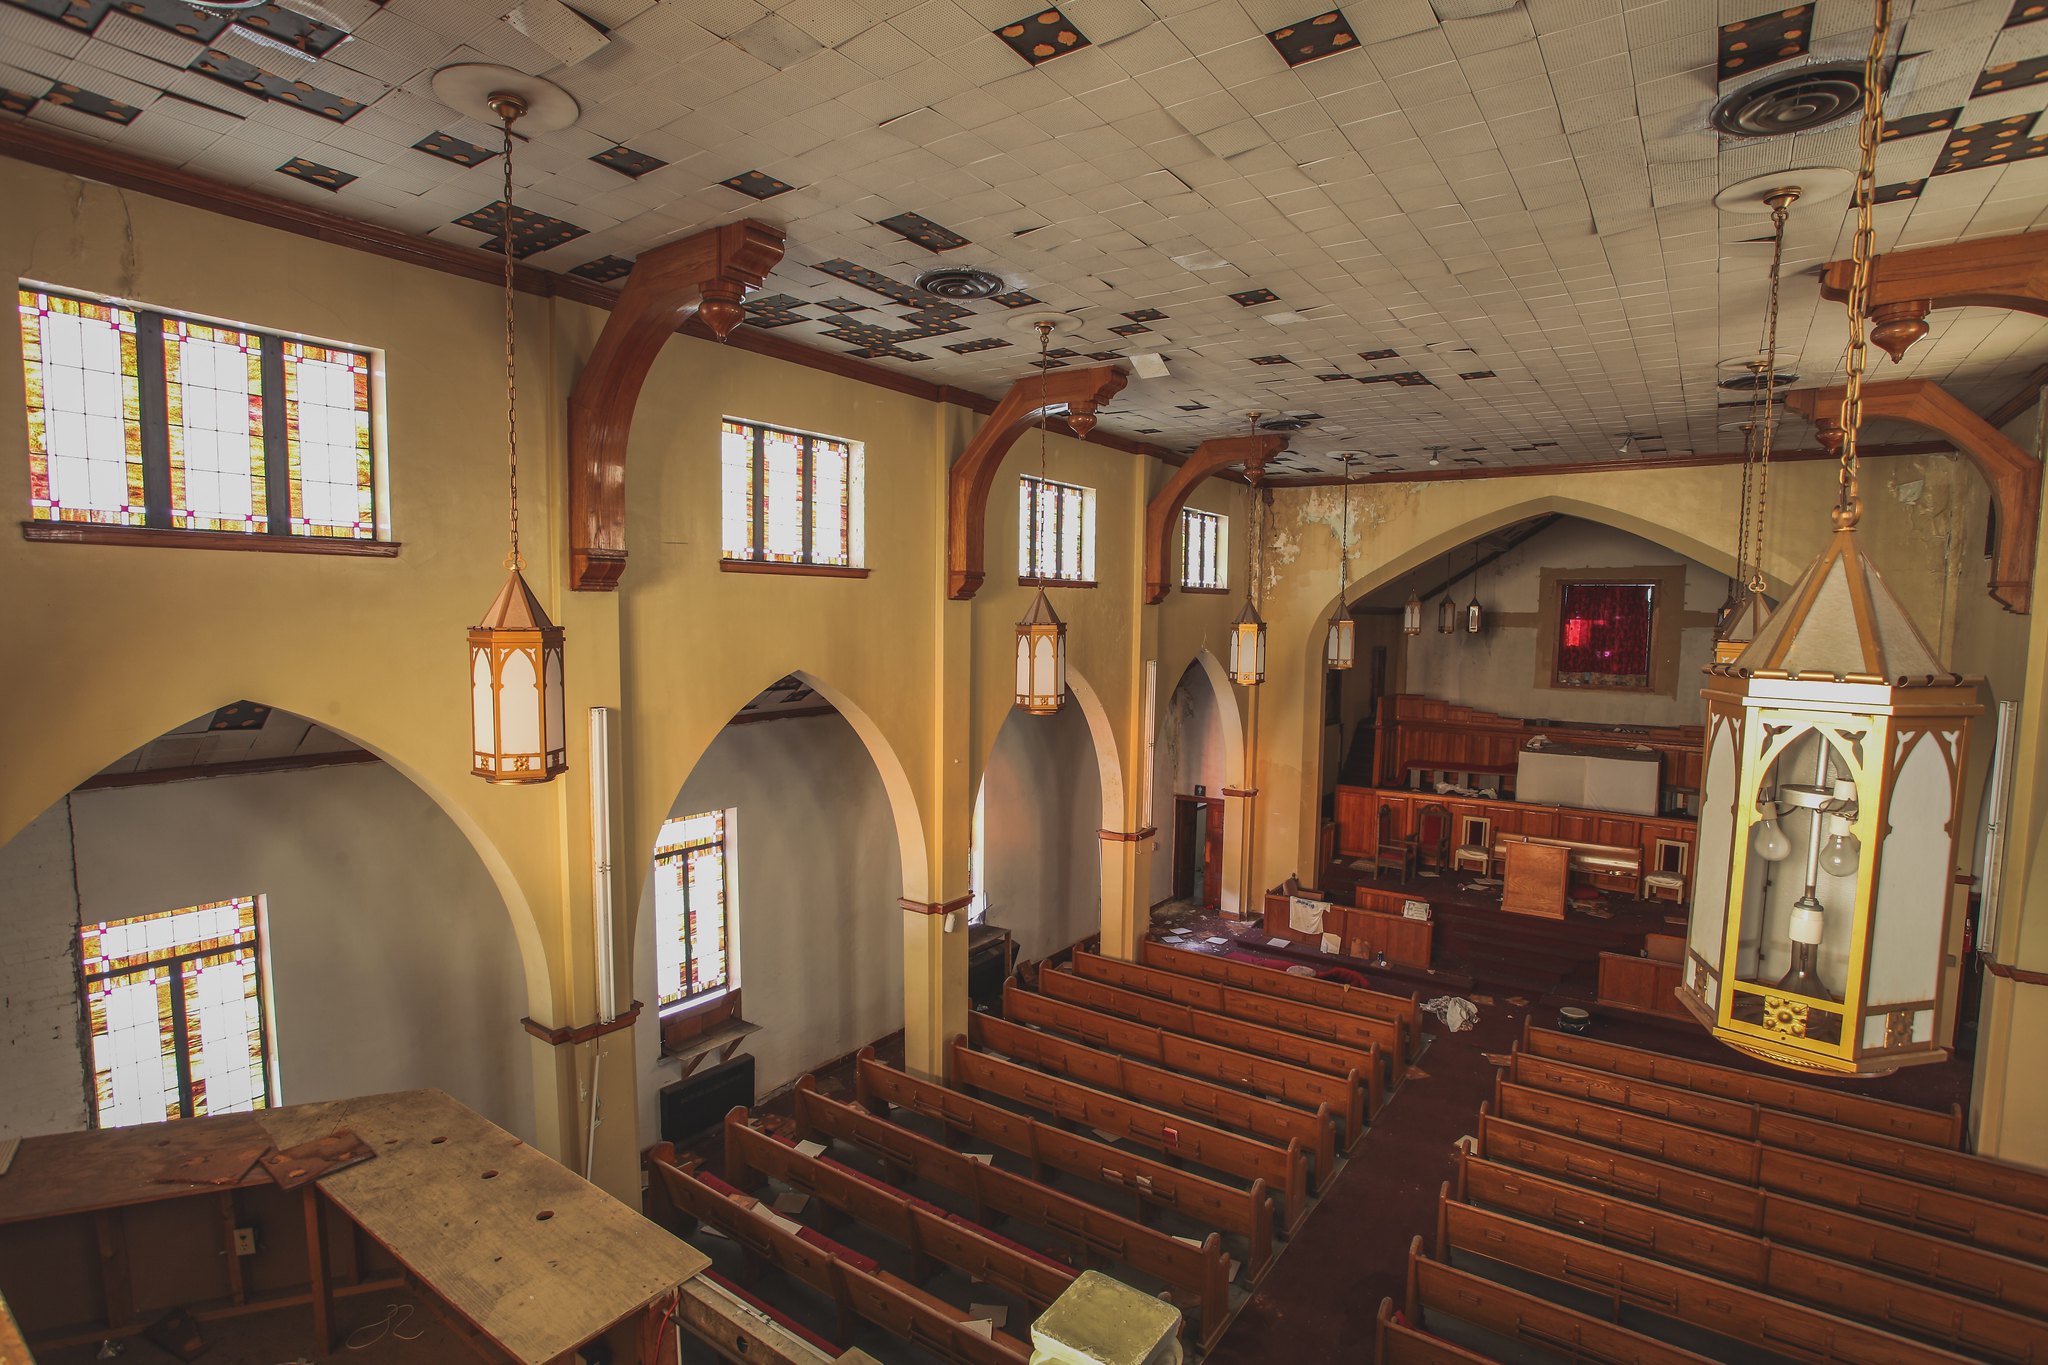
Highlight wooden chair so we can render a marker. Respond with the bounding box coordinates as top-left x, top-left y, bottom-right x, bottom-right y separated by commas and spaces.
1450, 814, 1492, 876
1413, 803, 1450, 870
1643, 838, 1689, 903
1370, 803, 1417, 881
